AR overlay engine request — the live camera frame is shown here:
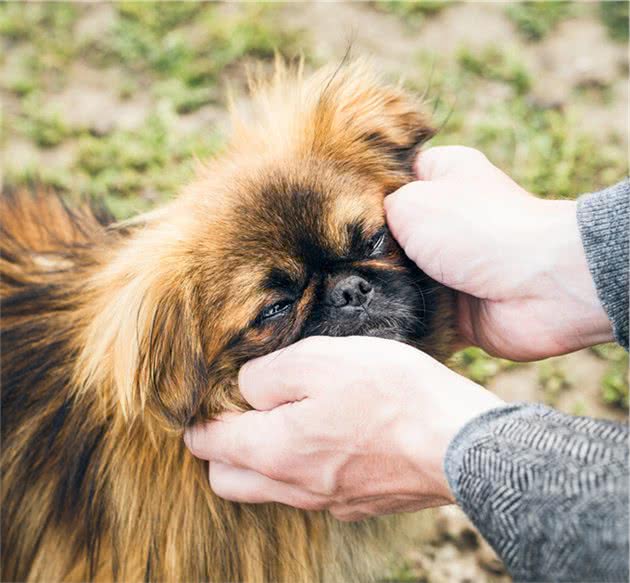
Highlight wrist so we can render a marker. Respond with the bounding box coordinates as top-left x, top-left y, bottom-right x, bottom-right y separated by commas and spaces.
531, 199, 613, 348
394, 357, 505, 505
